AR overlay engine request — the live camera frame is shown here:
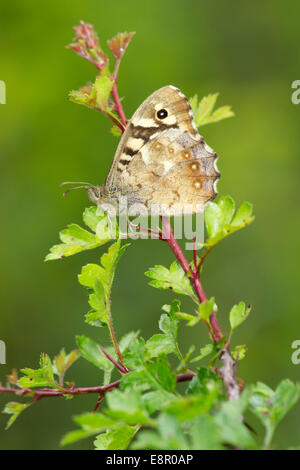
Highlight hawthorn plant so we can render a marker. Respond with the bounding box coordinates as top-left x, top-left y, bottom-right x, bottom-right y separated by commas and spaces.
1, 22, 299, 451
